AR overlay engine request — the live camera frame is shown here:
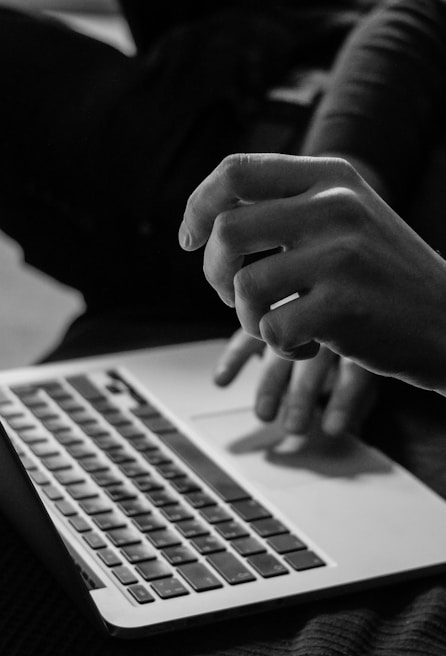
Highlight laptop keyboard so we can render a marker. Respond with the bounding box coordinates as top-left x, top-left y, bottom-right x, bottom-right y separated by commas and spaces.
0, 371, 326, 604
